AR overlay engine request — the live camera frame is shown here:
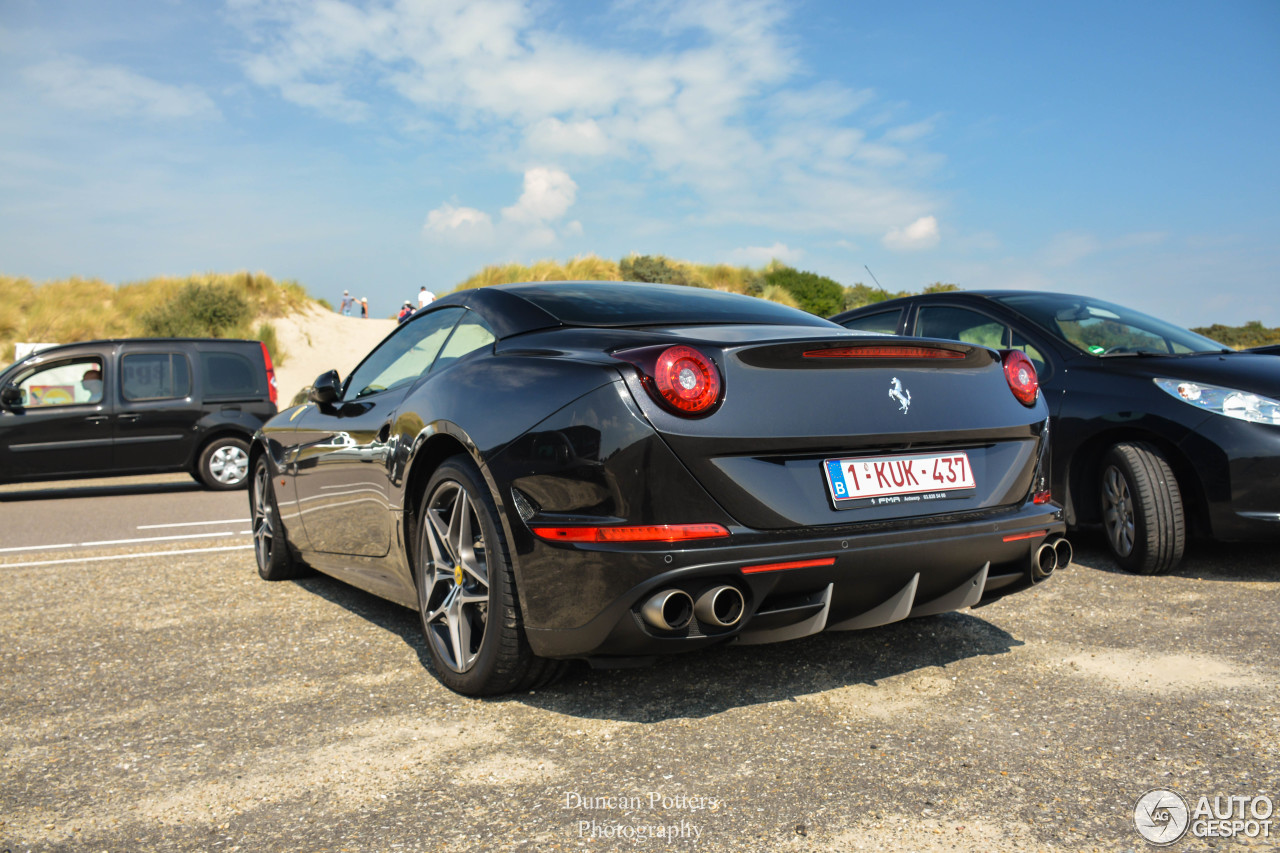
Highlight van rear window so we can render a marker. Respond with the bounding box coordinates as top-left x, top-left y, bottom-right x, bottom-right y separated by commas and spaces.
122, 353, 192, 401
201, 352, 264, 399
